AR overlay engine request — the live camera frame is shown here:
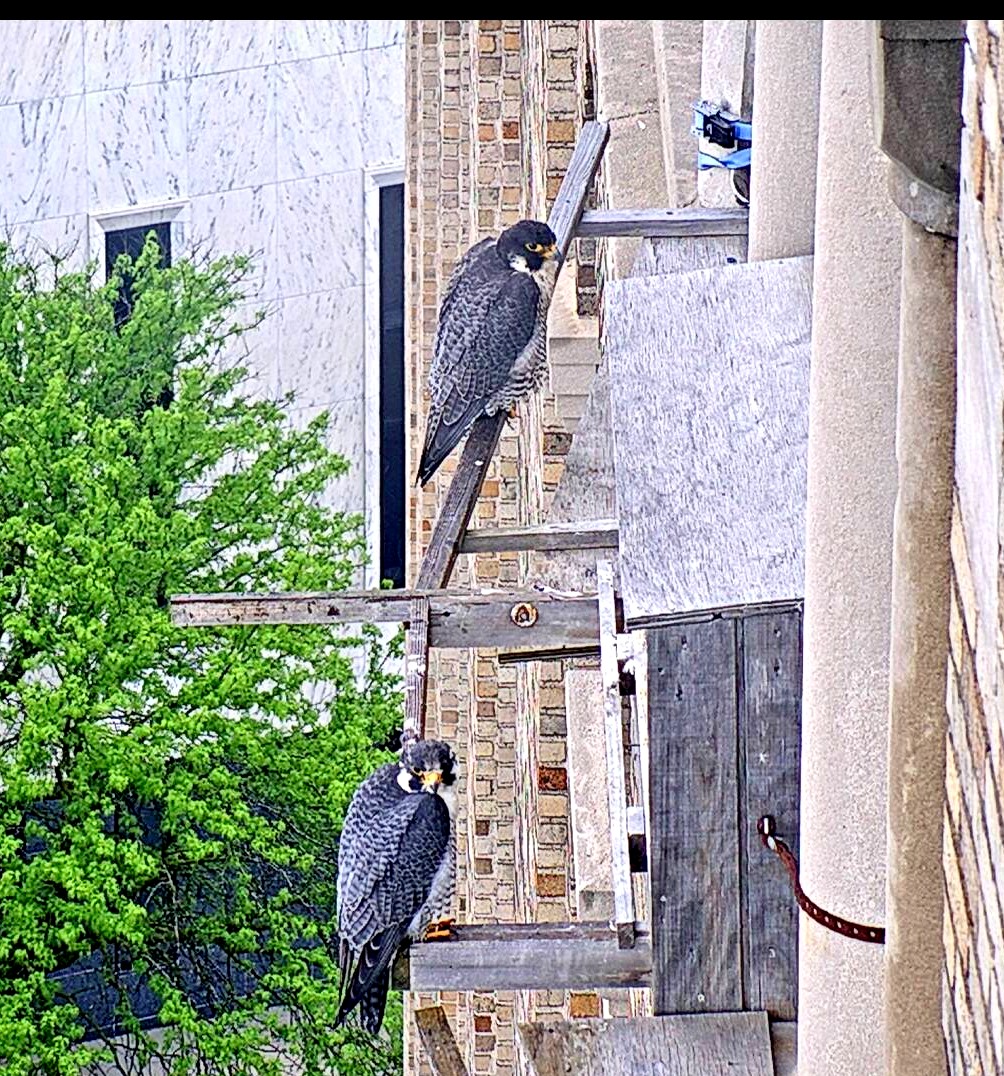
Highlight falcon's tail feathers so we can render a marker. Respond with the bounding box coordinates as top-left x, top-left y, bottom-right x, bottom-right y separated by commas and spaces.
335, 926, 405, 1034
416, 421, 465, 487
